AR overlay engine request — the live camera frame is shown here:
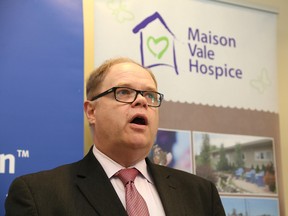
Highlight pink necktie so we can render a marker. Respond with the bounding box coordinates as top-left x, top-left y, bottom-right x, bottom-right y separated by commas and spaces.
116, 168, 150, 216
